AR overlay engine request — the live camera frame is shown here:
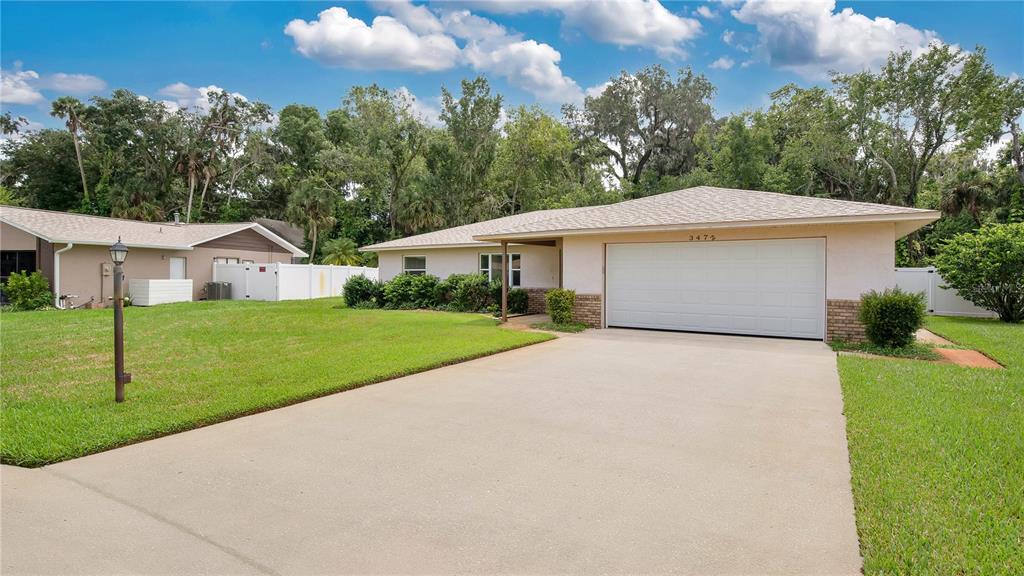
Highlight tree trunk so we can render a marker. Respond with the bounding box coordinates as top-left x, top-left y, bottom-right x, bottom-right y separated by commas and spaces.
71, 131, 90, 205
197, 169, 213, 222
309, 222, 318, 264
185, 169, 197, 223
